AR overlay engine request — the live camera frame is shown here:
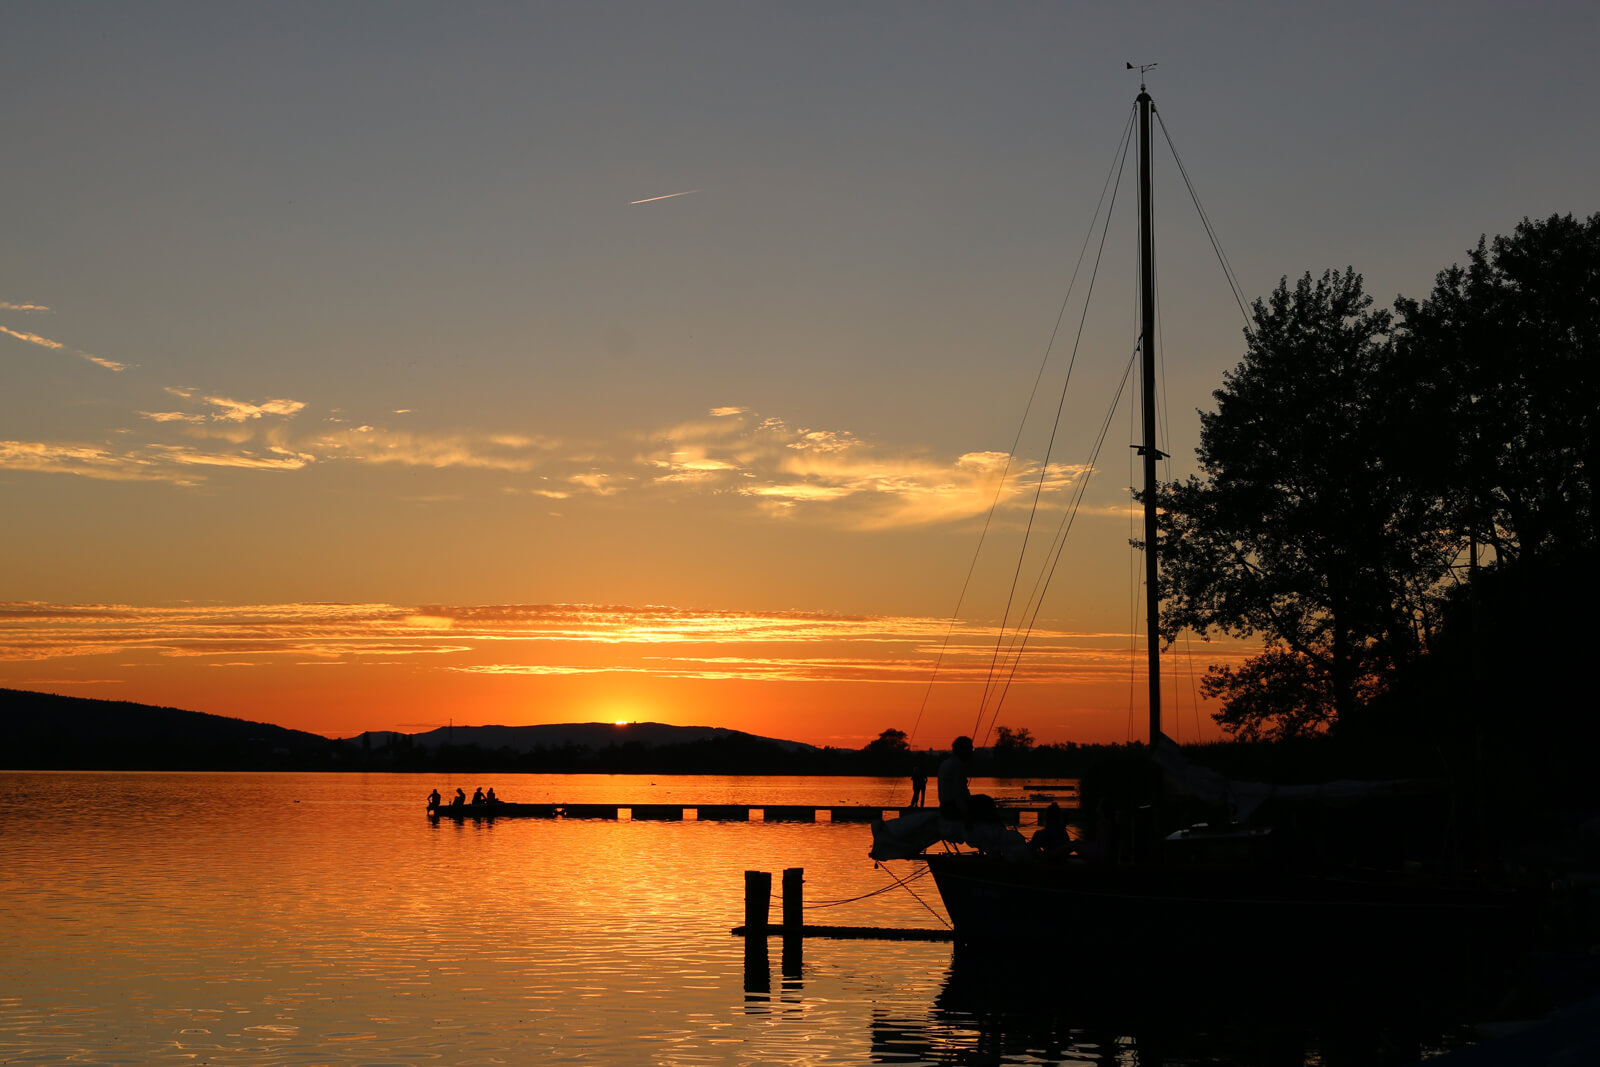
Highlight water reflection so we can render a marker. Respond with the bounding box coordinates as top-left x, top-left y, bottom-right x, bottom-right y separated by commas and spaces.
2, 772, 1516, 1066
860, 941, 1500, 1066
